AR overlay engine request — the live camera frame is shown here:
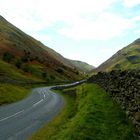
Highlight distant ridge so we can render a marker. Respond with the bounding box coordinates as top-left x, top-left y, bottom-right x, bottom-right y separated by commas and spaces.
68, 60, 95, 73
